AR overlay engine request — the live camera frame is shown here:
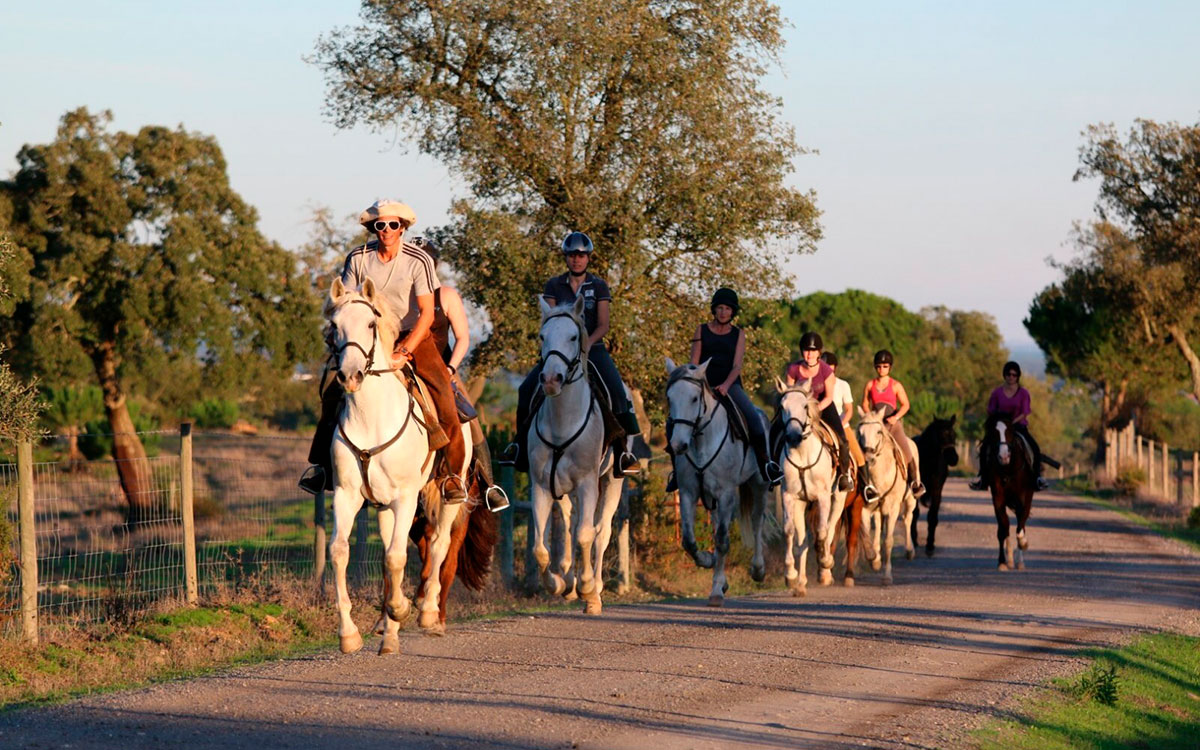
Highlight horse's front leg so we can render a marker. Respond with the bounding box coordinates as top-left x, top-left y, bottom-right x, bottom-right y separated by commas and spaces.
584, 475, 624, 615
925, 489, 941, 557
679, 486, 713, 569
863, 505, 882, 570
749, 485, 767, 584
881, 501, 899, 586
842, 493, 860, 587
375, 505, 409, 655
707, 491, 736, 607
555, 493, 577, 600
782, 490, 806, 596
529, 481, 565, 595
573, 474, 601, 600
330, 488, 365, 654
814, 488, 835, 585
418, 502, 461, 634
901, 493, 917, 561
993, 493, 1013, 570
1014, 490, 1031, 569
